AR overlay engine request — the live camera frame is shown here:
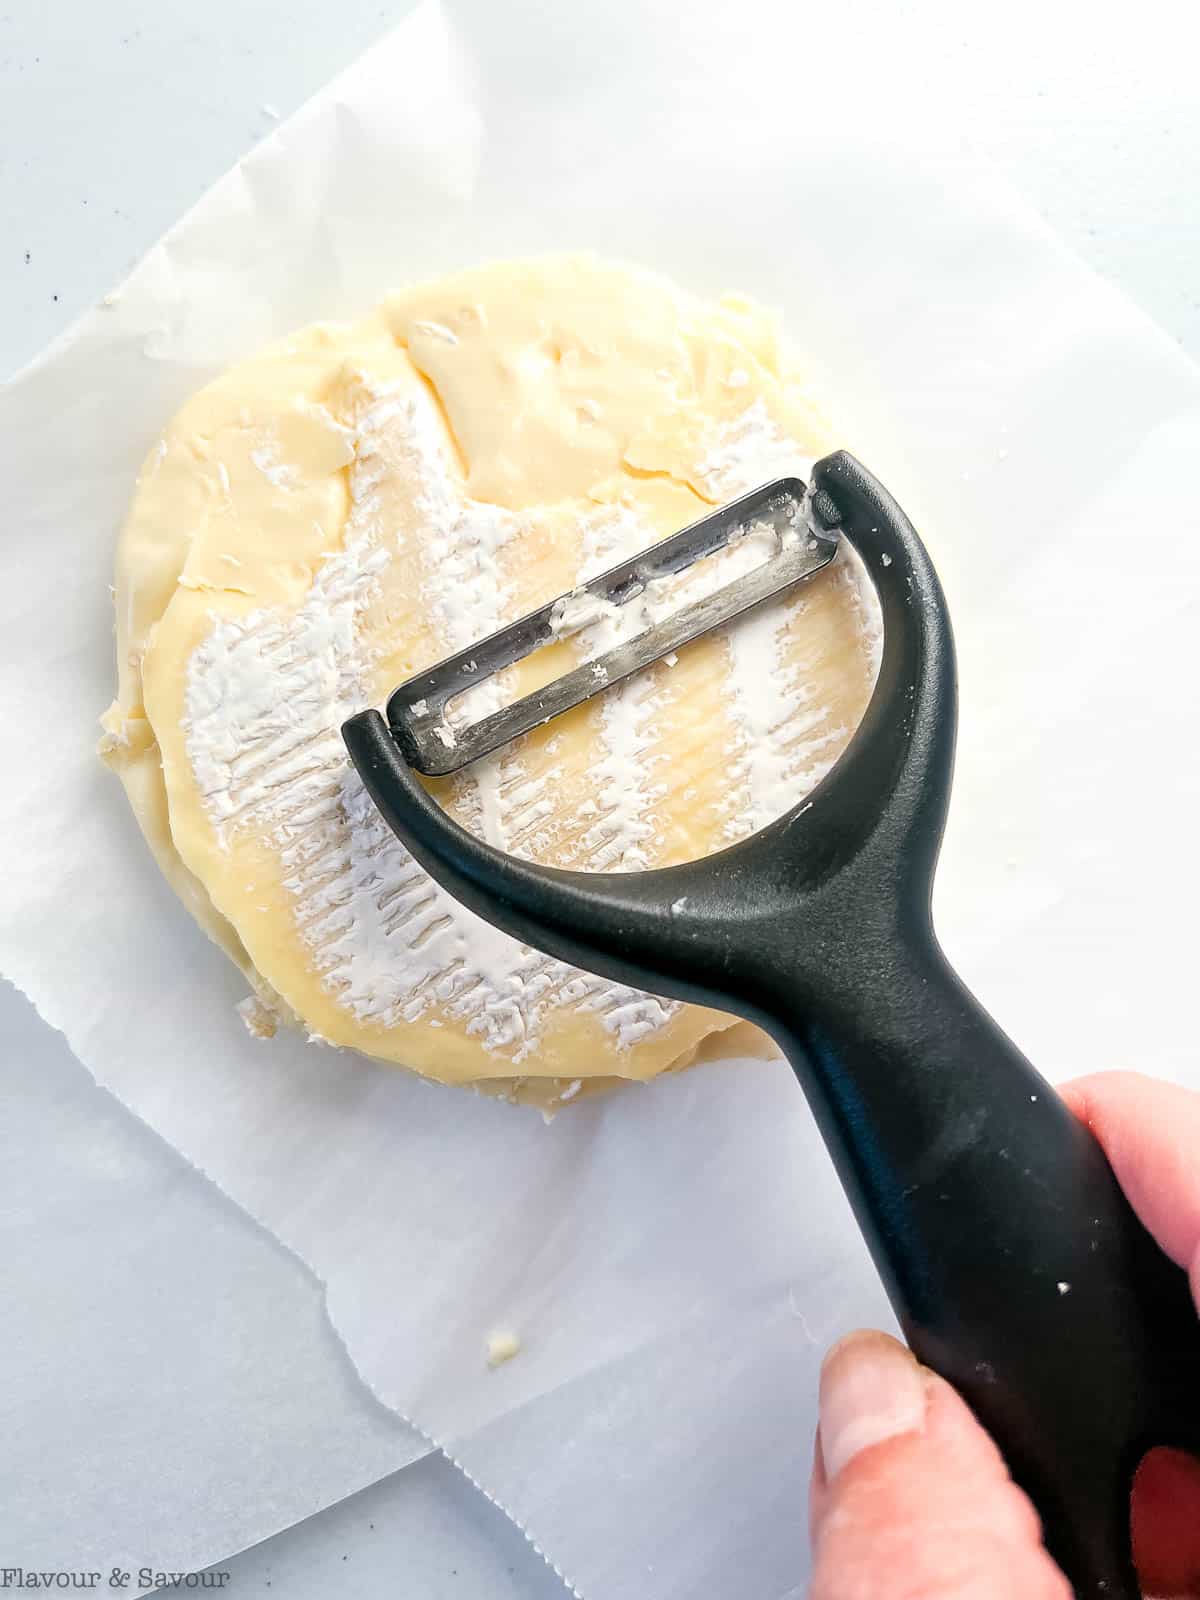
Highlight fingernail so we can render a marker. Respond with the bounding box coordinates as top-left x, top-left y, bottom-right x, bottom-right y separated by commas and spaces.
819, 1330, 927, 1480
